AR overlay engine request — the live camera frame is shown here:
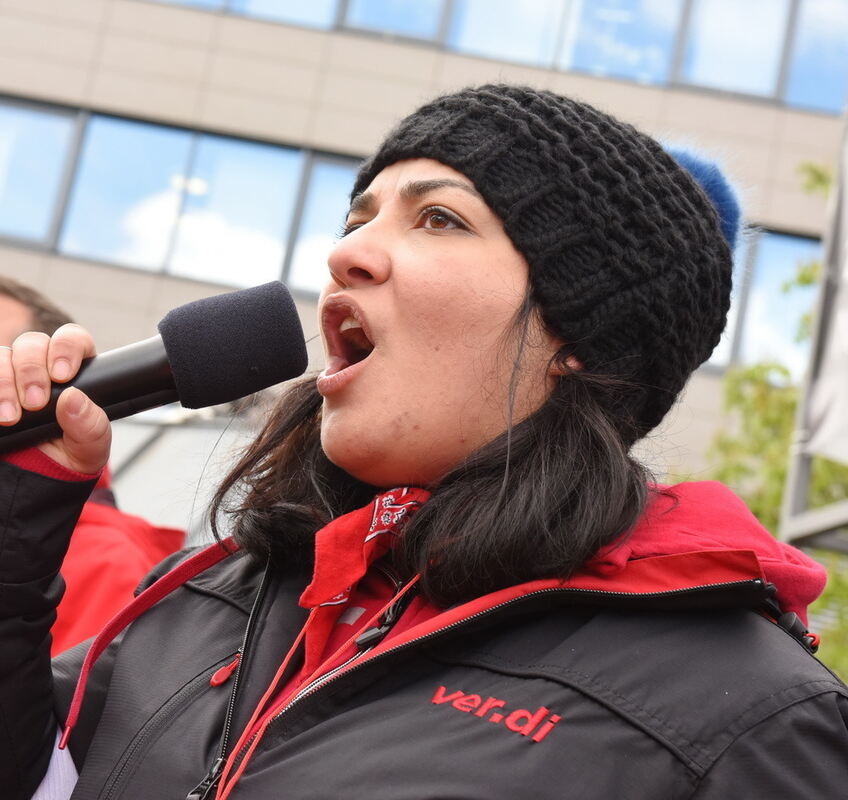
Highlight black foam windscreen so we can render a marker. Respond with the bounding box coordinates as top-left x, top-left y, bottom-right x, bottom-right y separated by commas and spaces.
158, 281, 308, 409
